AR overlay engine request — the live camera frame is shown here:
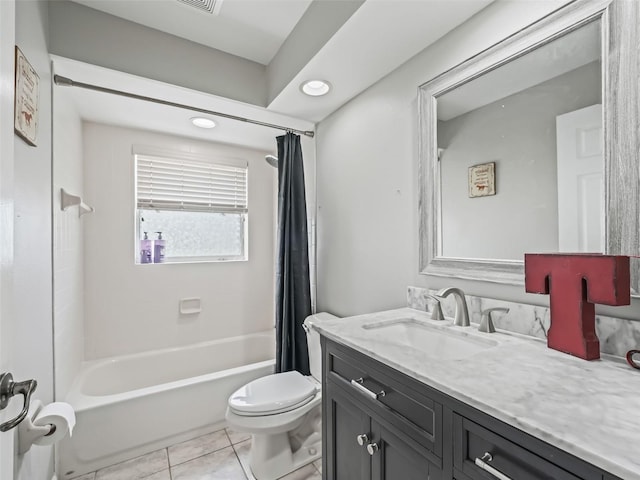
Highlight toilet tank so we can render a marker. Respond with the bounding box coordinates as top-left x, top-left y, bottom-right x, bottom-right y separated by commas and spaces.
304, 312, 339, 381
